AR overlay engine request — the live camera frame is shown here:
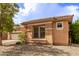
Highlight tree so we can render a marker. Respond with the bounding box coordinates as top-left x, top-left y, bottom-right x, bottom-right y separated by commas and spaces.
0, 3, 19, 45
71, 19, 79, 44
13, 24, 20, 31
